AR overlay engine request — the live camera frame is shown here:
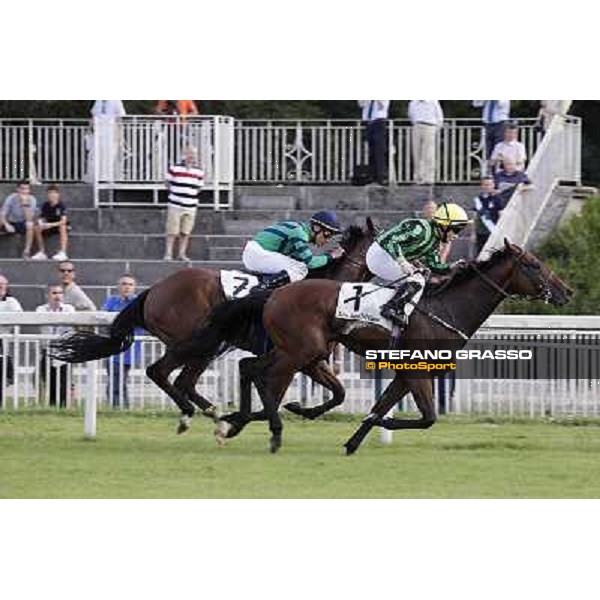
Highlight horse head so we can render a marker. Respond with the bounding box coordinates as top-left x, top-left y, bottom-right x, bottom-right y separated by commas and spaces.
500, 239, 573, 306
335, 217, 379, 281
